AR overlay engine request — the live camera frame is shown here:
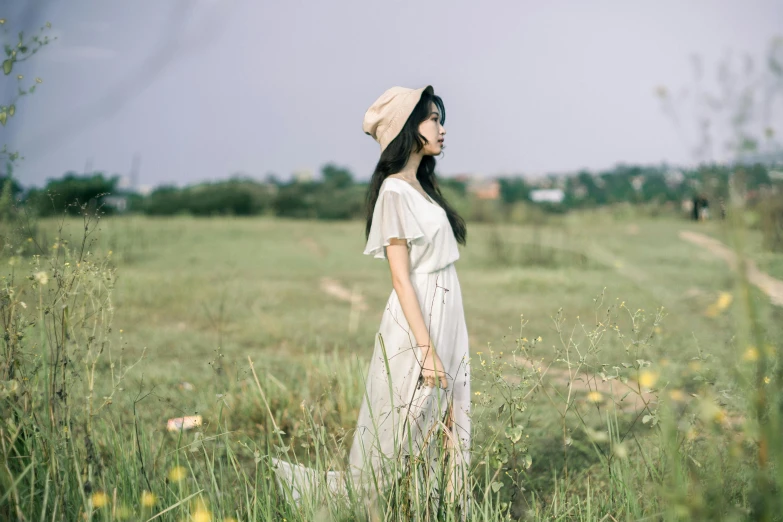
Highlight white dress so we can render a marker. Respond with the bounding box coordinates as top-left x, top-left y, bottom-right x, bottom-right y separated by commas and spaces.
271, 177, 471, 504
